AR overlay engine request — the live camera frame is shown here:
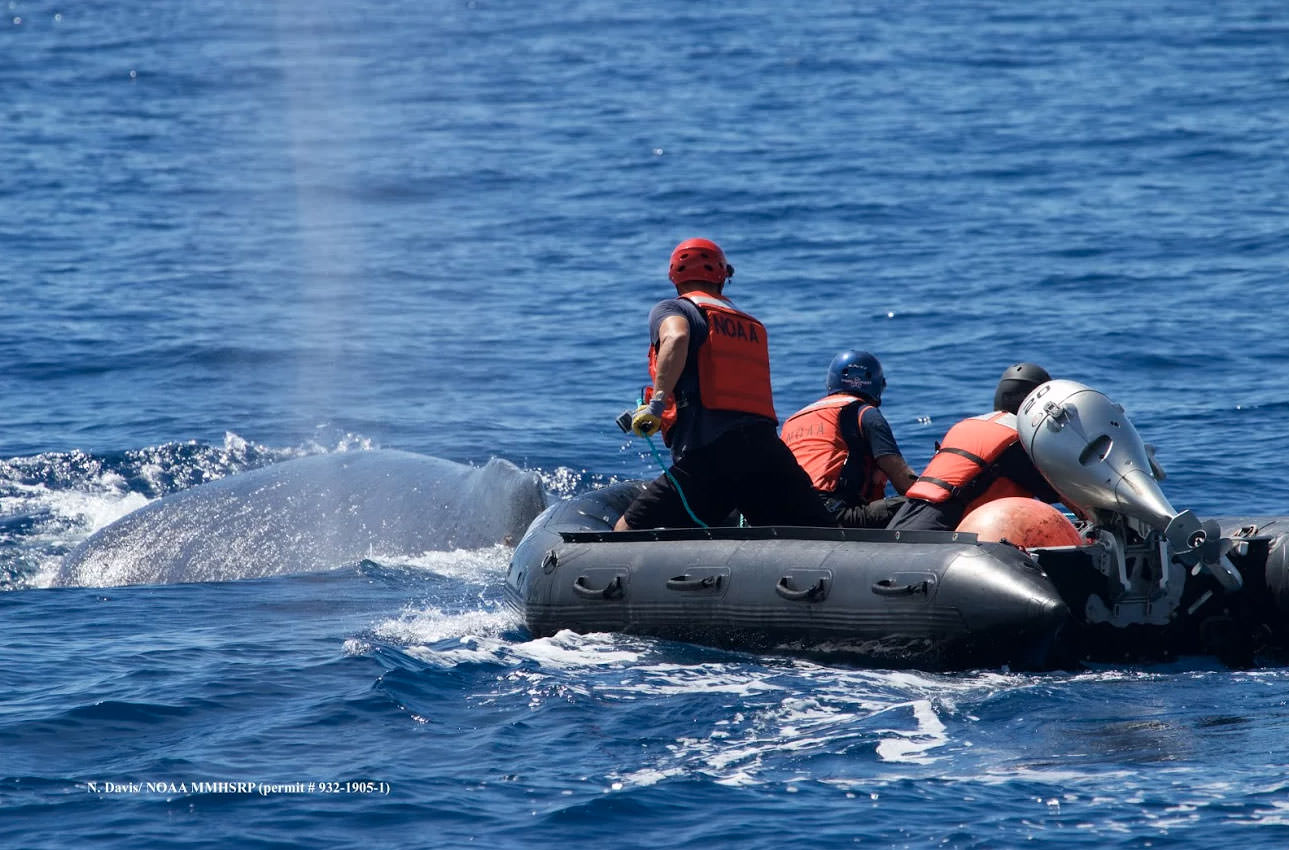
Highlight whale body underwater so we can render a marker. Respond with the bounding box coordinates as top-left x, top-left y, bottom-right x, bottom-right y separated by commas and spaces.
56, 450, 549, 587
